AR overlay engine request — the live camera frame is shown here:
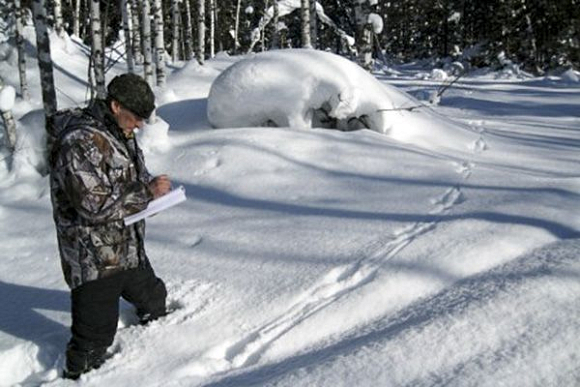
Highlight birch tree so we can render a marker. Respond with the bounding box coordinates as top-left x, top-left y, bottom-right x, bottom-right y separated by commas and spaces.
183, 0, 193, 60
53, 0, 64, 36
131, 0, 143, 64
171, 0, 180, 62
152, 0, 166, 86
209, 0, 216, 58
196, 0, 205, 64
141, 0, 154, 86
354, 0, 373, 71
121, 0, 135, 73
309, 0, 317, 48
234, 0, 241, 54
269, 0, 279, 49
300, 0, 312, 48
89, 0, 106, 98
0, 82, 17, 153
31, 0, 57, 117
73, 0, 81, 37
15, 0, 30, 100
